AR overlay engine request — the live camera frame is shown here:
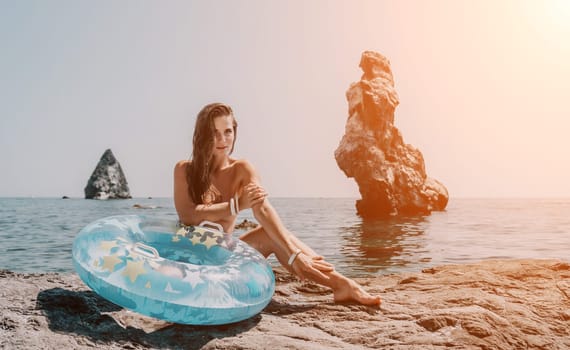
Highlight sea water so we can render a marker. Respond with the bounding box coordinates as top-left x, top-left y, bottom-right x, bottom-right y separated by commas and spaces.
1, 197, 569, 278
